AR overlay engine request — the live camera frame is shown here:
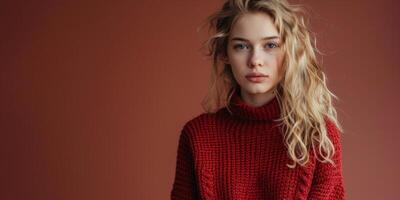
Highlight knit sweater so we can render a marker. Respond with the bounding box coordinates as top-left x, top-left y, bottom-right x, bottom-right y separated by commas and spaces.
171, 89, 345, 200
